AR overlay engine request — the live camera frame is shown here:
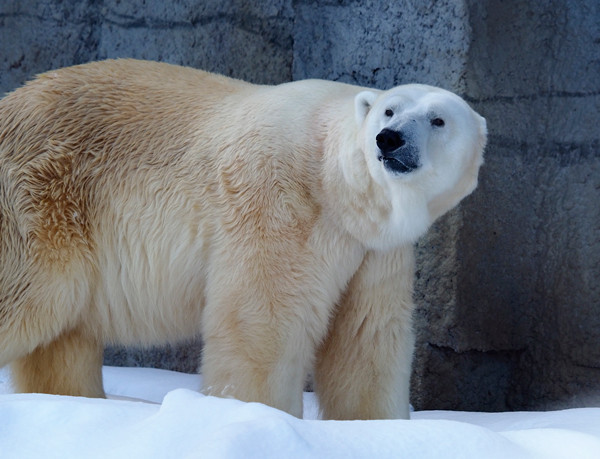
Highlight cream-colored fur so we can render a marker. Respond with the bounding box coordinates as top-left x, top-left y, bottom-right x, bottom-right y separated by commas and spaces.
0, 59, 485, 419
